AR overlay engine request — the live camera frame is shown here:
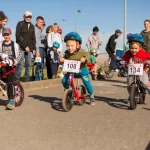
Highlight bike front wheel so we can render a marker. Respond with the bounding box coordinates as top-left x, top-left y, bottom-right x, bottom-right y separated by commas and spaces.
130, 84, 138, 110
62, 89, 74, 112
